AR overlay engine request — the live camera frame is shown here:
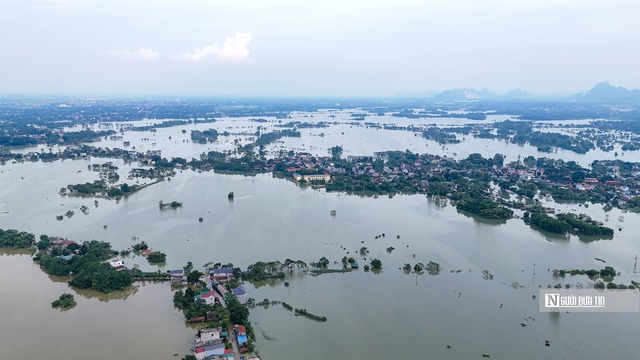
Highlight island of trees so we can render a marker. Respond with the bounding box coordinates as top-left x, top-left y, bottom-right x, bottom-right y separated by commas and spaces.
0, 229, 35, 248
51, 293, 76, 310
525, 212, 614, 237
